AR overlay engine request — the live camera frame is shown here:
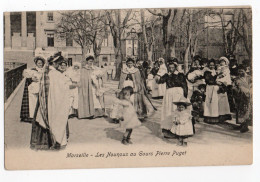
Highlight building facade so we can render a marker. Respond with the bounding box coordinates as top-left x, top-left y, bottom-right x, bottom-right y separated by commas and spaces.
121, 32, 138, 61
4, 11, 115, 68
